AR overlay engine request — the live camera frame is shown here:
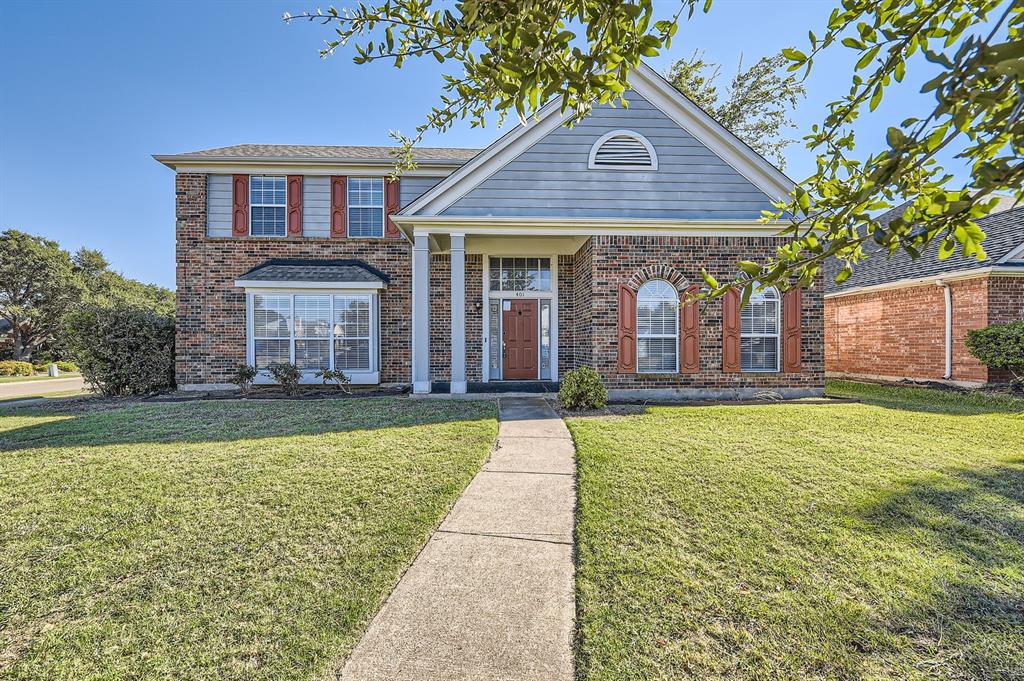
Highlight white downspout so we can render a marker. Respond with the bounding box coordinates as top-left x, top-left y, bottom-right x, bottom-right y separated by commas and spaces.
937, 281, 952, 380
